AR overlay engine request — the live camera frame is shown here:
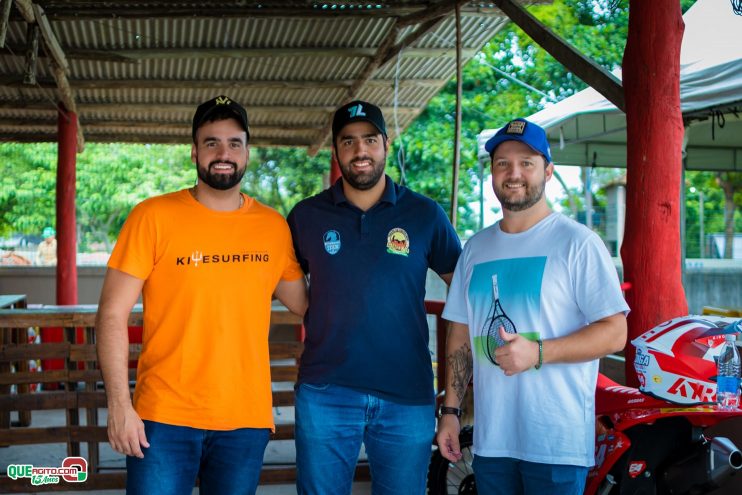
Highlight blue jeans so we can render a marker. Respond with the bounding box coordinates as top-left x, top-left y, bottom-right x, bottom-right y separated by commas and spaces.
472, 455, 588, 495
126, 420, 270, 495
295, 383, 435, 495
